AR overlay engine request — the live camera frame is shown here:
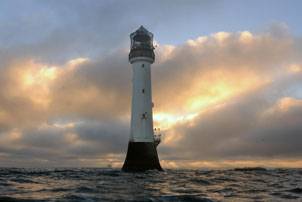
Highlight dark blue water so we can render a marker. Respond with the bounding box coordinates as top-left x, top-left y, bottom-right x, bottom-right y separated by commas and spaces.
0, 168, 302, 202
